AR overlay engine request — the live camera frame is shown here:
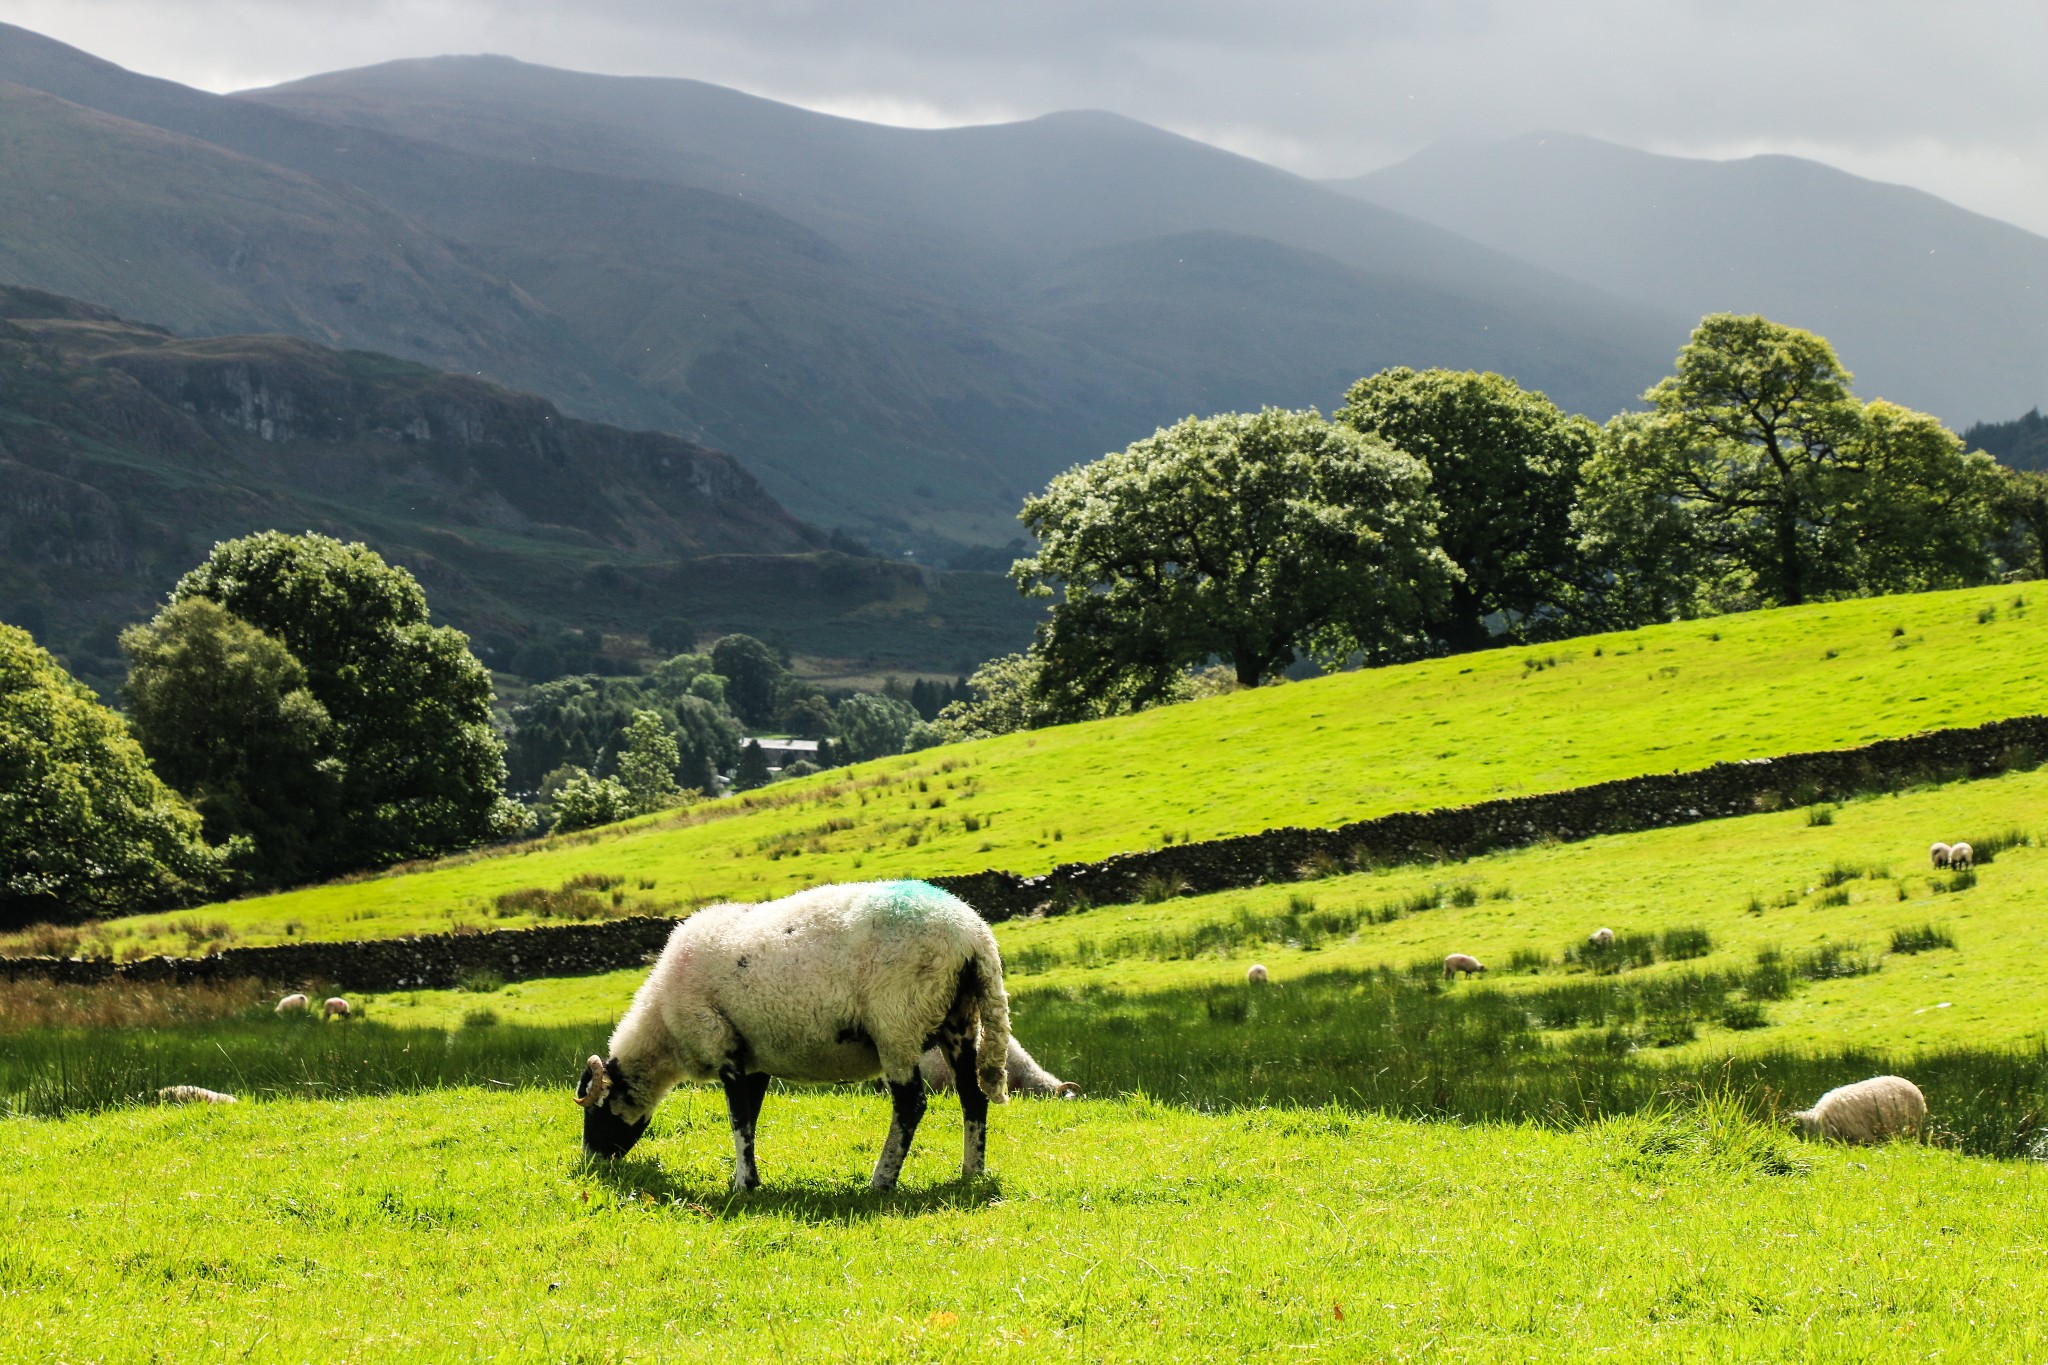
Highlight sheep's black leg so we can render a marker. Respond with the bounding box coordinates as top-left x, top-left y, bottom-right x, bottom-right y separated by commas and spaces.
721, 1067, 770, 1192
869, 1073, 926, 1192
947, 1036, 989, 1178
